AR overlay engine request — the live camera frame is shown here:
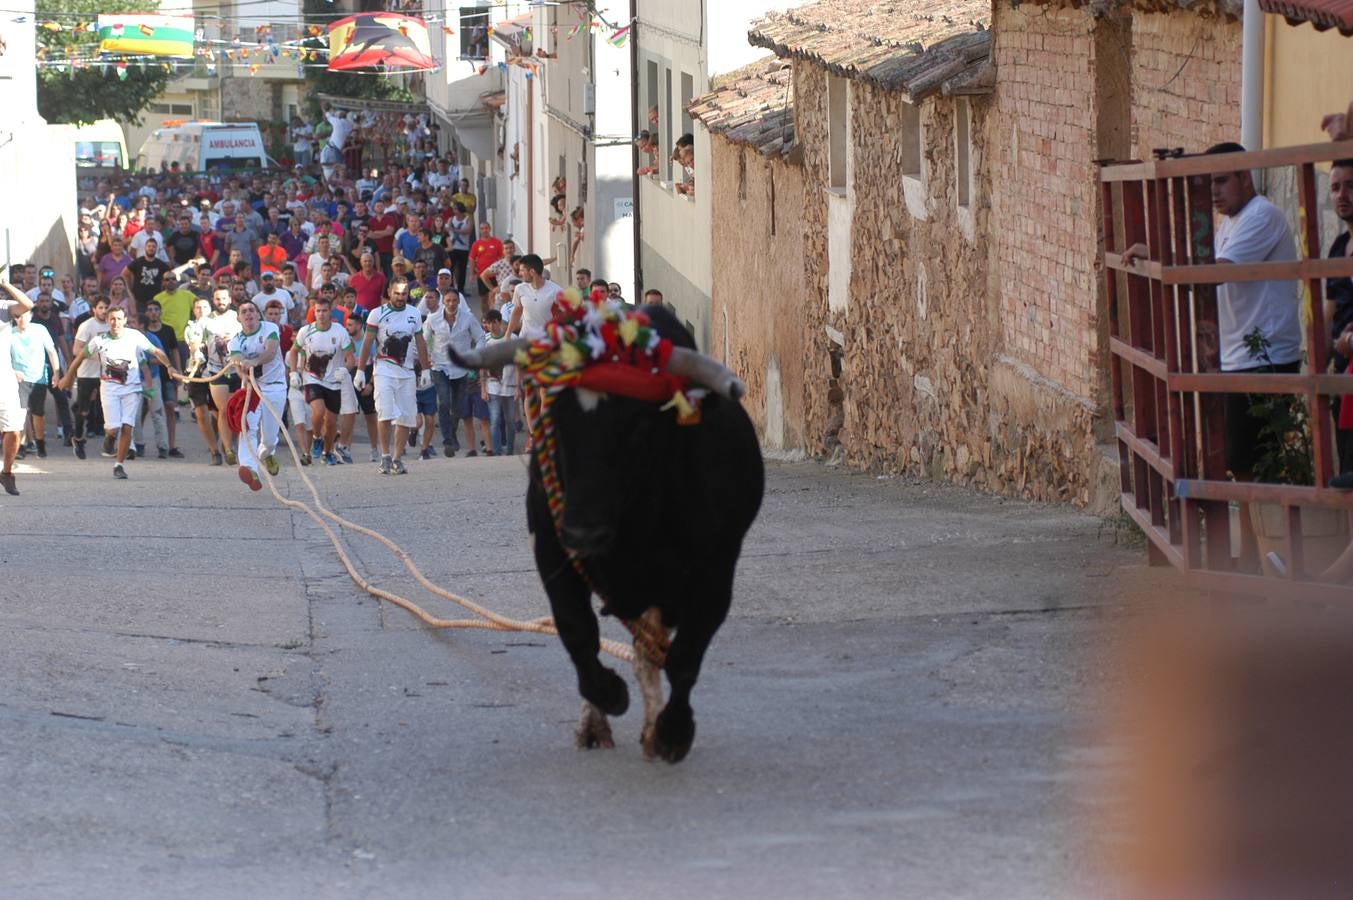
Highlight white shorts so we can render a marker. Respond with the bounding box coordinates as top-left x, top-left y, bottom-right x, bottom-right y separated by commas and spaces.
288, 385, 312, 428
101, 384, 143, 430
338, 369, 358, 416
374, 373, 417, 428
0, 400, 21, 433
